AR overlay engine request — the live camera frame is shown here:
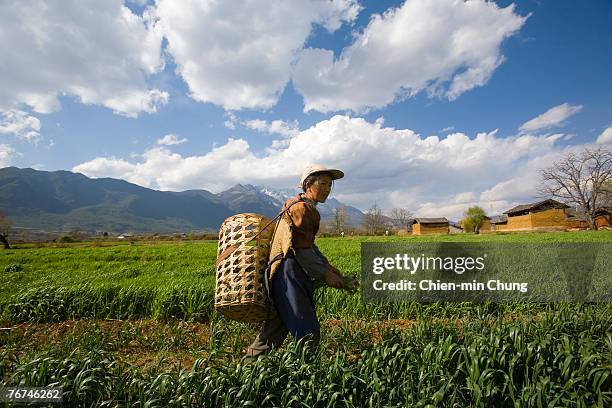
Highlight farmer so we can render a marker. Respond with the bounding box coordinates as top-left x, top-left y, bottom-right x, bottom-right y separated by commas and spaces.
243, 164, 347, 362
